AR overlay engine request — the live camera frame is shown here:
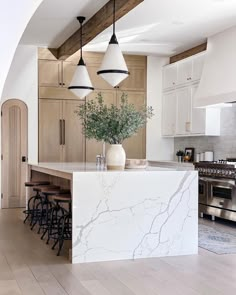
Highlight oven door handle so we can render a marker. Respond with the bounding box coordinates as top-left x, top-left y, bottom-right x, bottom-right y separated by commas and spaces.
209, 180, 235, 187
